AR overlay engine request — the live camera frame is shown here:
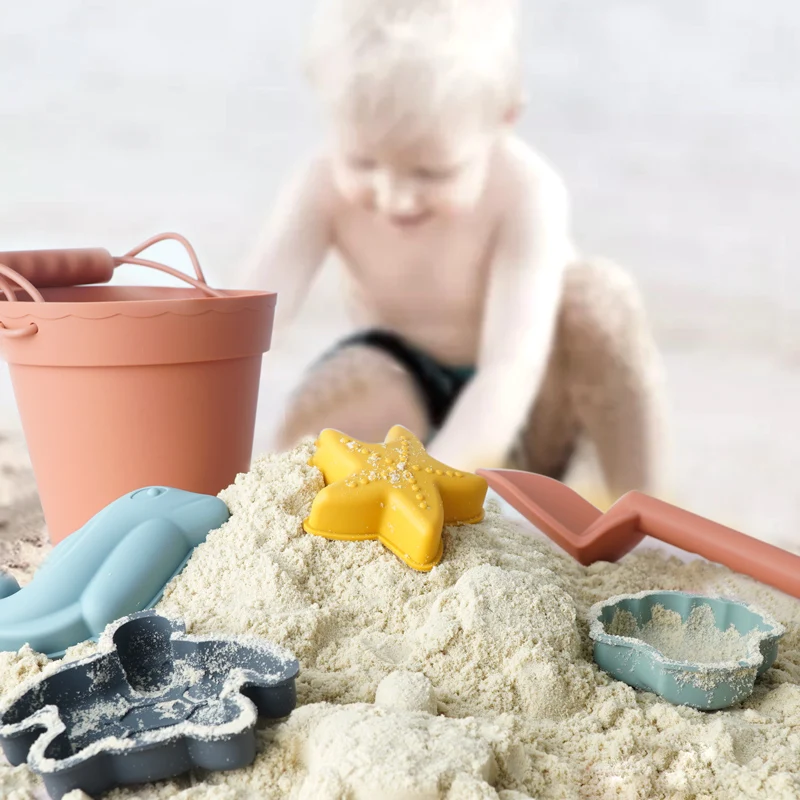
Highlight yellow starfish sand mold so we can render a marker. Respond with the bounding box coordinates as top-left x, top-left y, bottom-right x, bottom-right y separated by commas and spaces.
303, 426, 488, 571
